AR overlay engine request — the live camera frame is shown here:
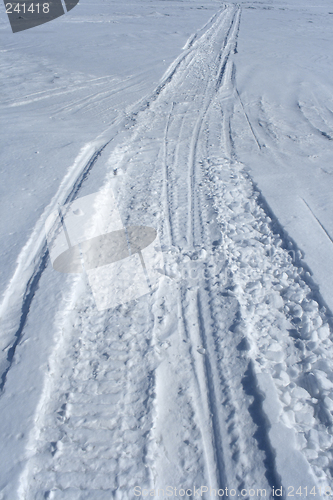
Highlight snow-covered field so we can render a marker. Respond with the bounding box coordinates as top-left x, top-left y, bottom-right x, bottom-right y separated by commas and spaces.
1, 0, 333, 499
